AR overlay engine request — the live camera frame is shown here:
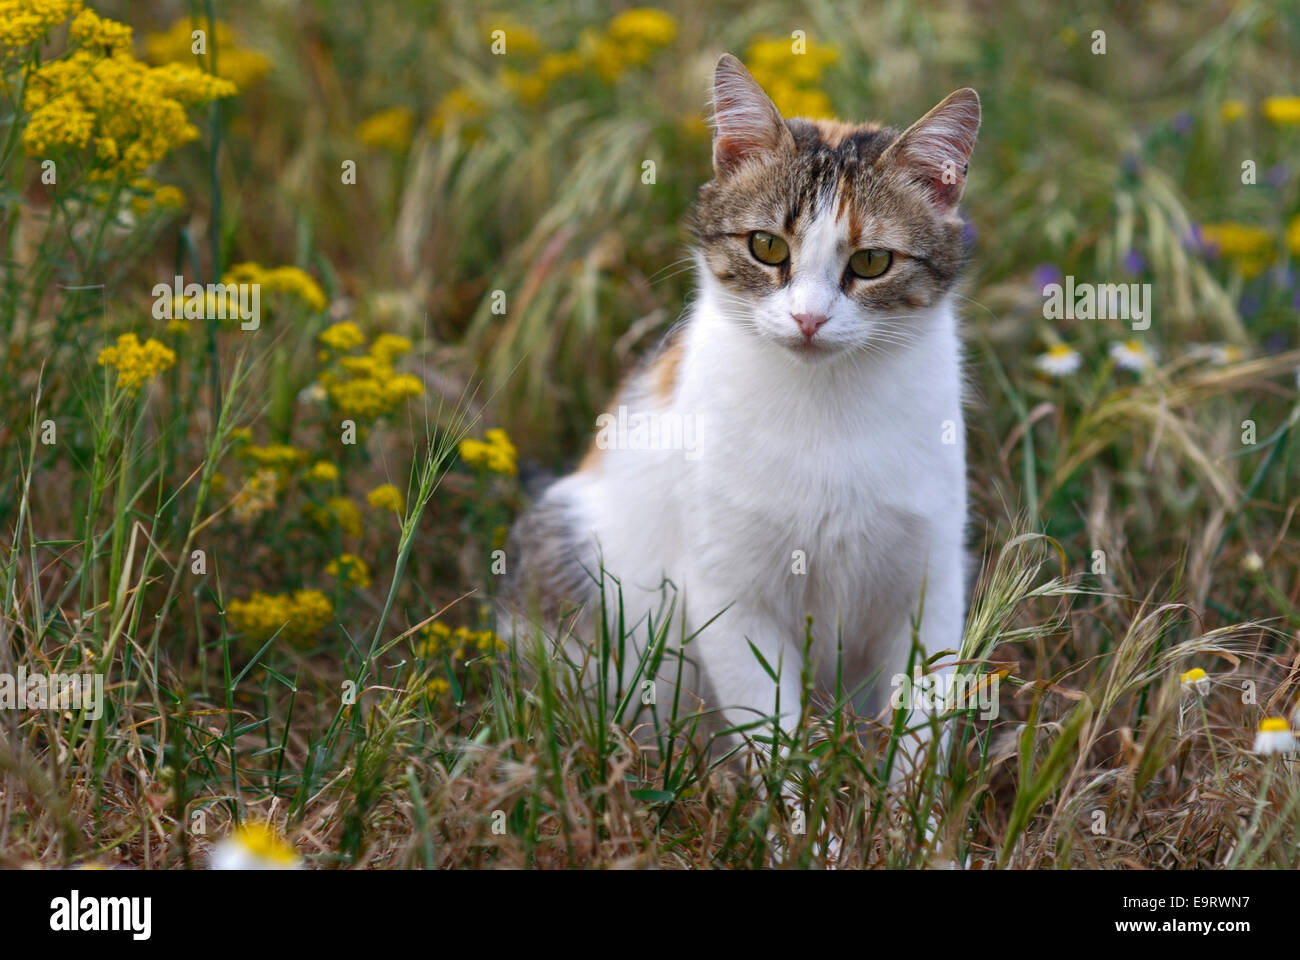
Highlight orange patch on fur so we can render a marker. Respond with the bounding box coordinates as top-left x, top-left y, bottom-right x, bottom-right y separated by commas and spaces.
651, 338, 685, 403
810, 118, 881, 147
